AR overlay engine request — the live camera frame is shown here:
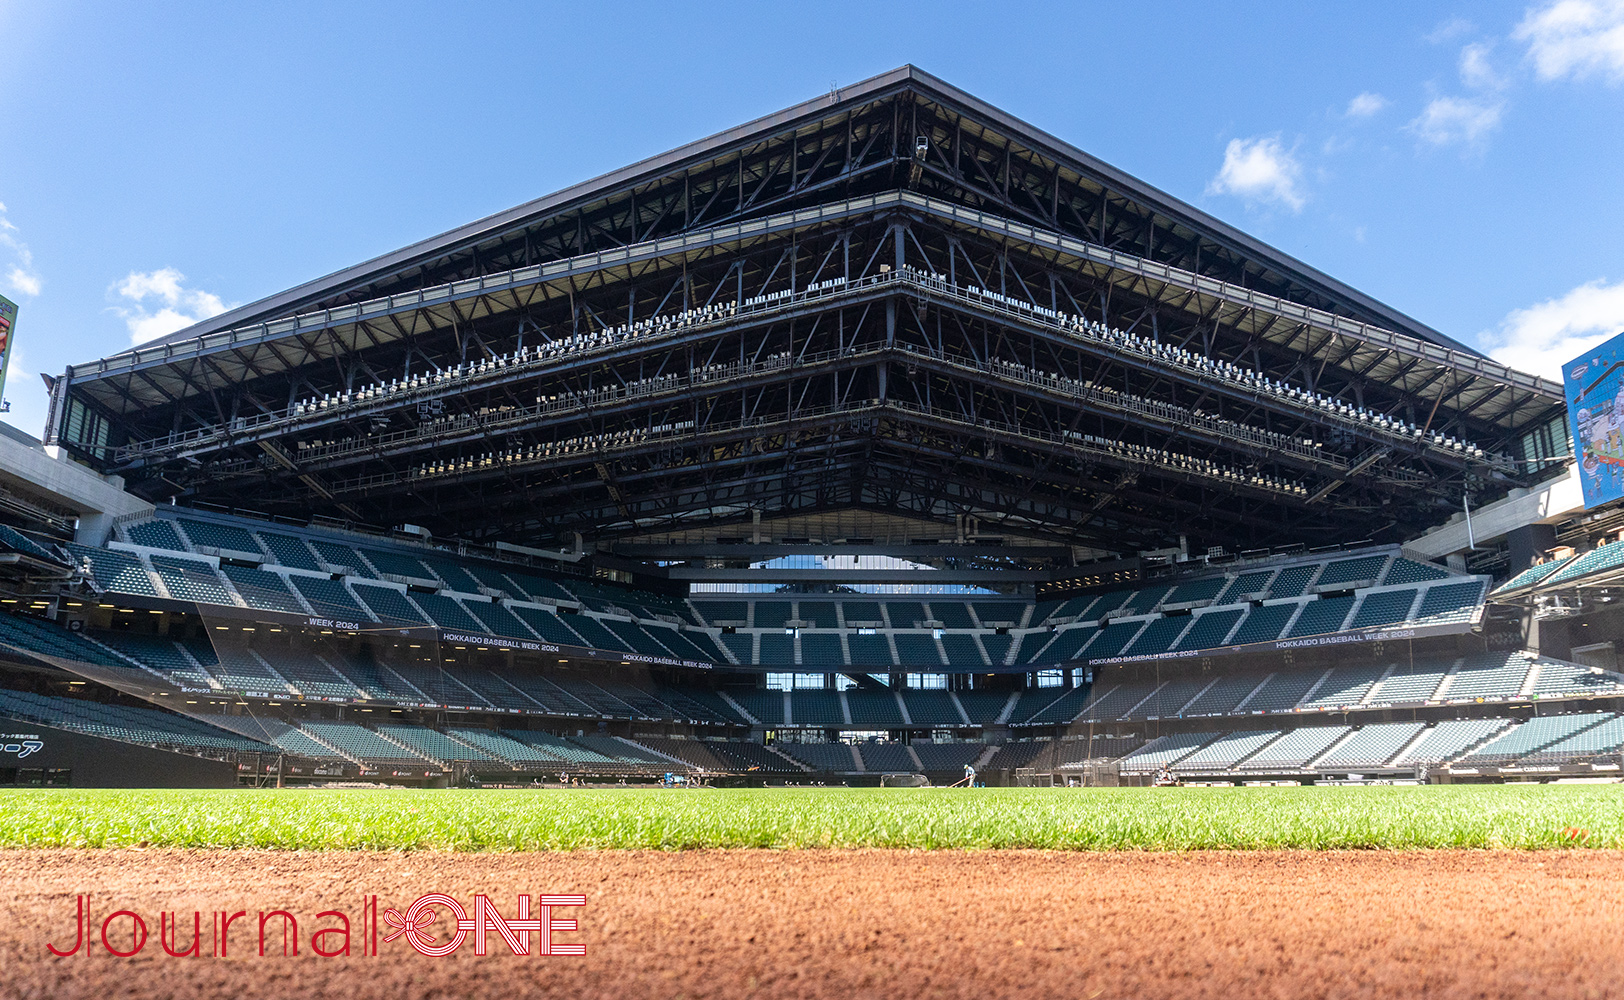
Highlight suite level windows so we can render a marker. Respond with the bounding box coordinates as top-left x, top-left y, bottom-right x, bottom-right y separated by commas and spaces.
906, 673, 947, 690
1036, 669, 1065, 688
766, 673, 827, 691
